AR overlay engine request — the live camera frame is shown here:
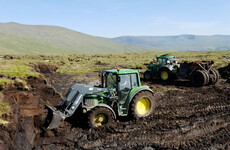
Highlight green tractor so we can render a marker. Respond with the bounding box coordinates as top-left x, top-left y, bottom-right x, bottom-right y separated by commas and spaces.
46, 68, 156, 129
144, 54, 180, 81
